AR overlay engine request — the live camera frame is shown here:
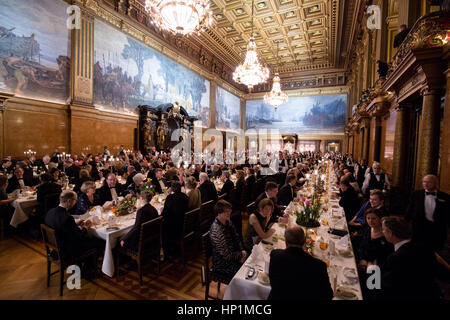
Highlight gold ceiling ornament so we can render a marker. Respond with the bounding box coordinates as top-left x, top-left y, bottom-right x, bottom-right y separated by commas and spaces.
145, 0, 213, 36
264, 43, 288, 110
232, 0, 269, 90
